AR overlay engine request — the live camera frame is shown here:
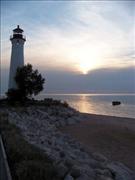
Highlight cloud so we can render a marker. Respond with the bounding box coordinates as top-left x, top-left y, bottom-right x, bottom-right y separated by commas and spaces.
40, 66, 135, 93
1, 66, 134, 95
1, 1, 134, 93
25, 1, 134, 73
